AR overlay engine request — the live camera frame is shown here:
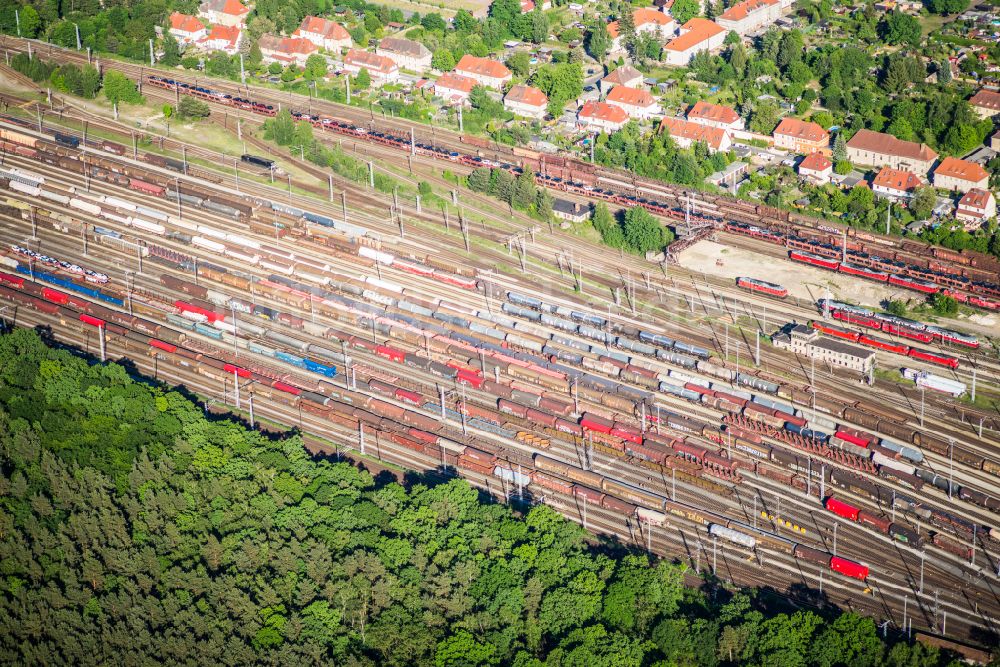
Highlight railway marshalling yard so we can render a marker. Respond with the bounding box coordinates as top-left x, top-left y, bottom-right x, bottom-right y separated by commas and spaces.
1, 44, 1000, 659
